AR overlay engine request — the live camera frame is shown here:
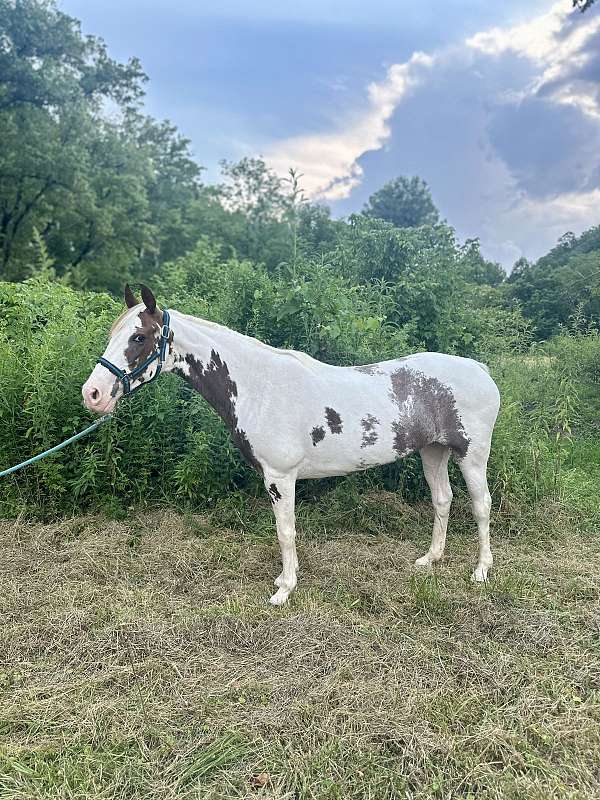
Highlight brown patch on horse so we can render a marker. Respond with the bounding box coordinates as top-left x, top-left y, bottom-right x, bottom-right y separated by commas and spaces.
389, 367, 470, 458
123, 308, 164, 371
176, 351, 263, 474
268, 483, 282, 503
325, 407, 343, 434
360, 414, 379, 448
311, 426, 325, 446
